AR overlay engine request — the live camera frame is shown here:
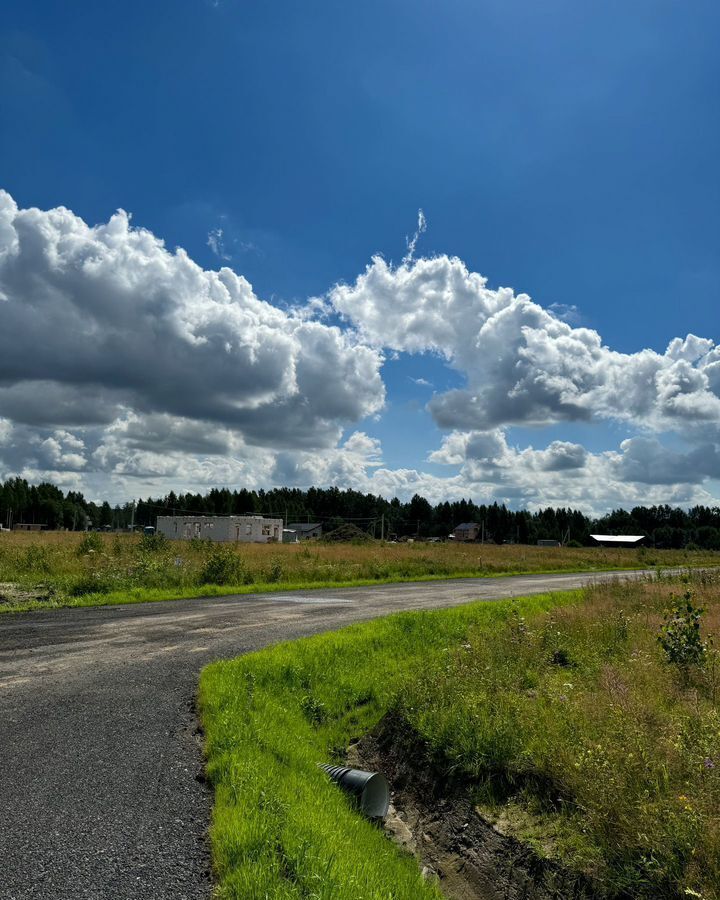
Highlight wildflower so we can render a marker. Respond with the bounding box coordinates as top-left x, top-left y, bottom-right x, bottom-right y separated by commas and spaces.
703, 757, 715, 769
